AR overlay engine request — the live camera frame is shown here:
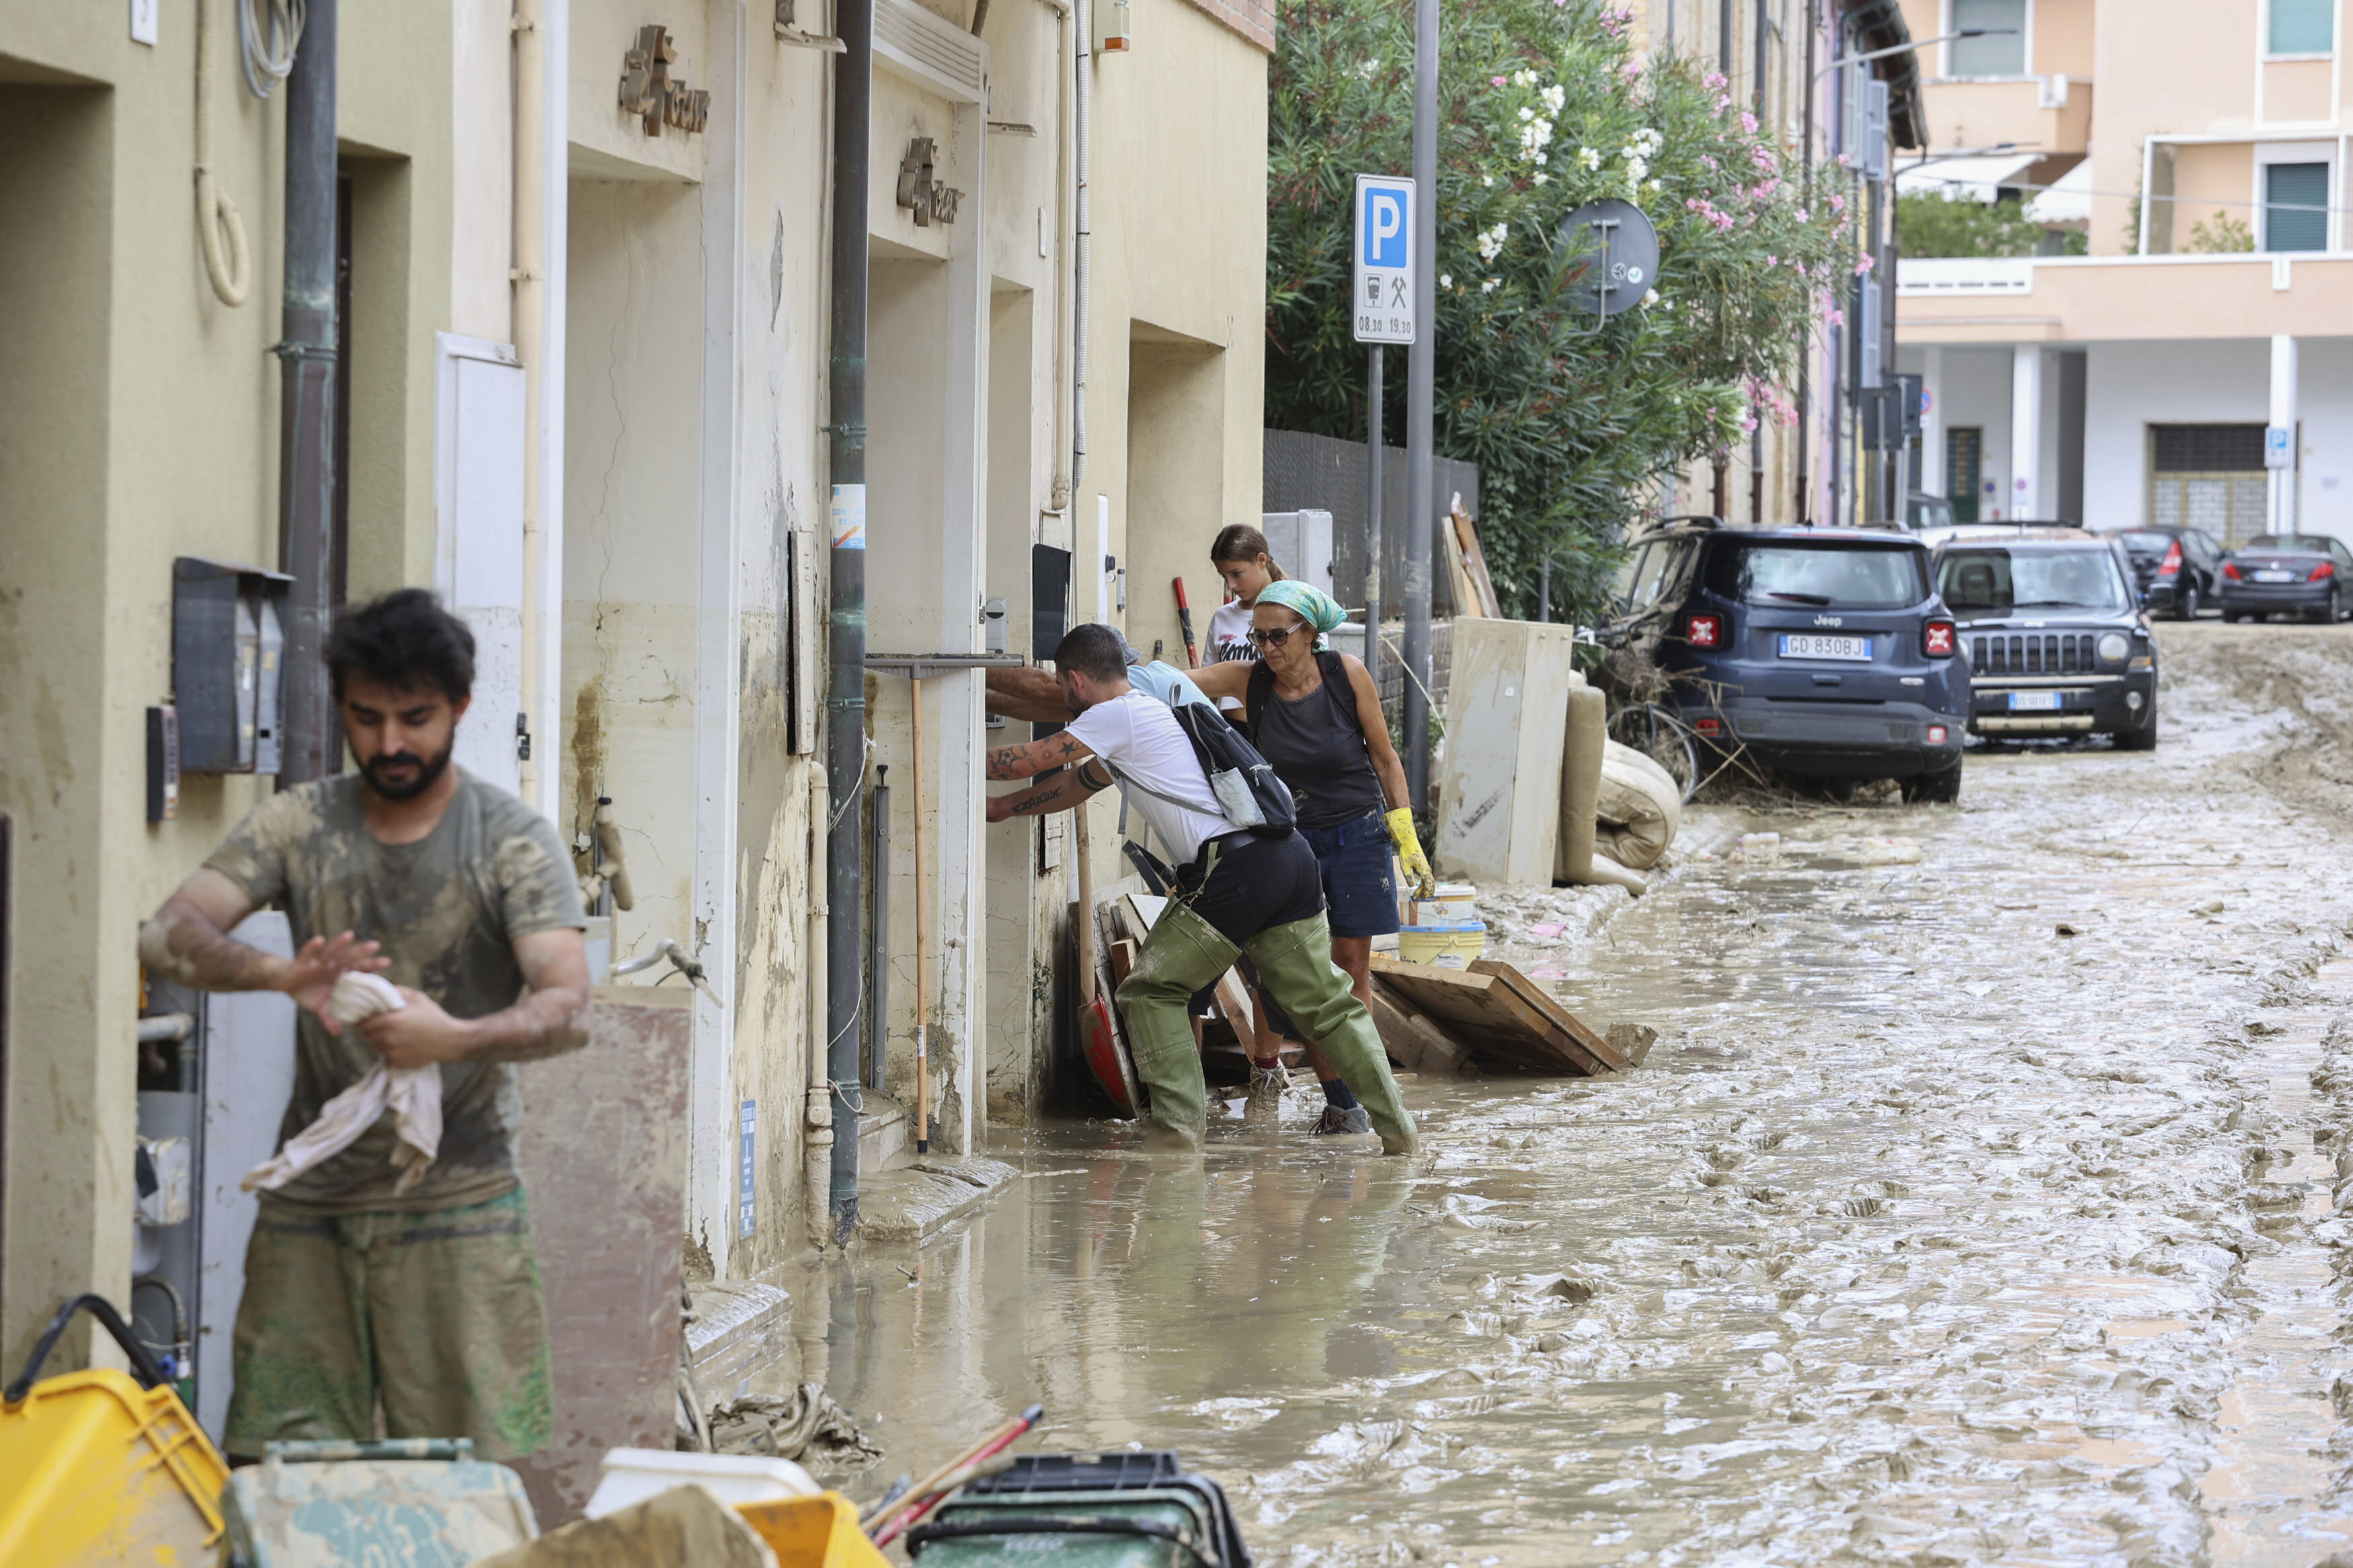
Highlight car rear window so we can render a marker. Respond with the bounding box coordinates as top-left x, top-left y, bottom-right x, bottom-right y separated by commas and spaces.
2249, 534, 2331, 552
1700, 541, 1926, 609
2118, 531, 2173, 553
1938, 548, 2130, 613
